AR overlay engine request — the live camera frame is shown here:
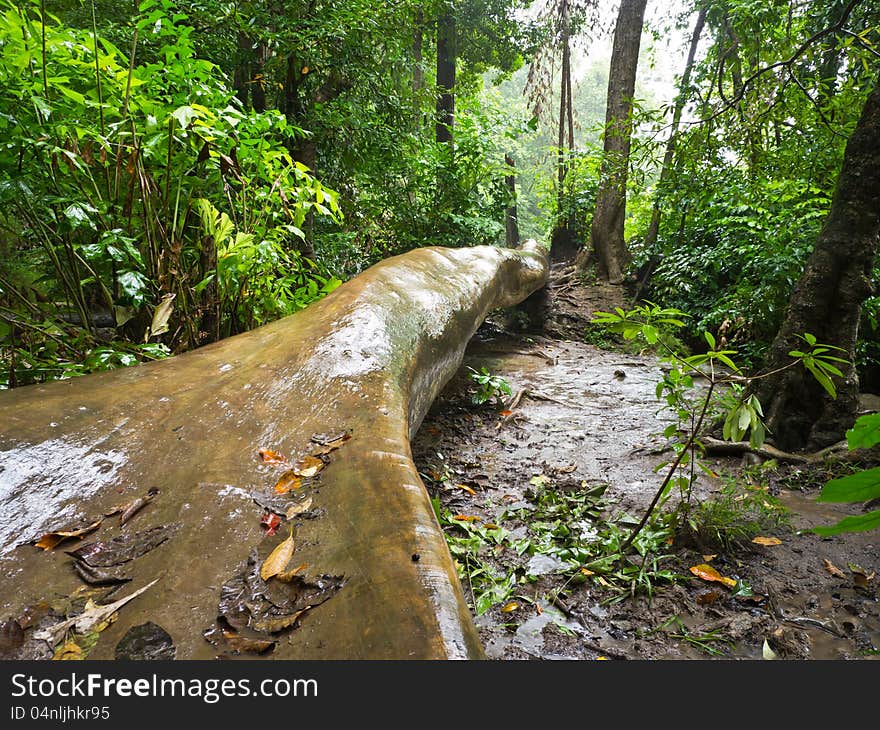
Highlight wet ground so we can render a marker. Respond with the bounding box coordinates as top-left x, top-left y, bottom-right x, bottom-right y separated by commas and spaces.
411, 265, 880, 660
